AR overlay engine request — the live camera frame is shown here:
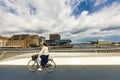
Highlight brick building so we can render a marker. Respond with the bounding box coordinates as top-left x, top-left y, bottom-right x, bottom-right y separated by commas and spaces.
50, 34, 61, 40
